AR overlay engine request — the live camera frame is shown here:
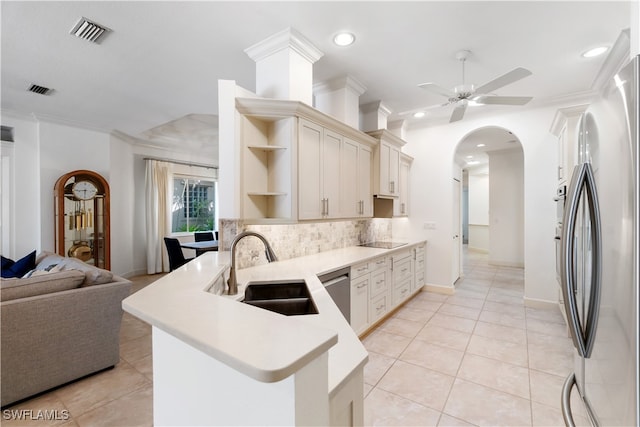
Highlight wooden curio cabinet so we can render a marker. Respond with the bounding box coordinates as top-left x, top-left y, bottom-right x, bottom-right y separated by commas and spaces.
54, 170, 110, 270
